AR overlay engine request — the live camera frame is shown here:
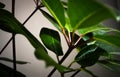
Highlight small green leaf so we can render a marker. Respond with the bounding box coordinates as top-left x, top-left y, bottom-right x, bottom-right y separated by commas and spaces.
0, 63, 26, 77
0, 2, 5, 8
40, 9, 61, 32
94, 35, 120, 54
0, 57, 29, 65
34, 48, 70, 73
75, 45, 105, 67
41, 0, 65, 27
67, 0, 115, 31
98, 59, 120, 72
40, 28, 63, 56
